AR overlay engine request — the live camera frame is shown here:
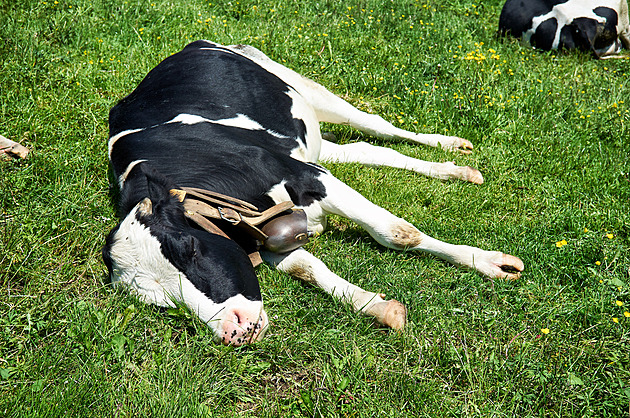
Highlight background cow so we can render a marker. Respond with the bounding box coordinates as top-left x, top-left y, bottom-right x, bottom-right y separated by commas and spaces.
103, 41, 524, 346
499, 0, 630, 58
